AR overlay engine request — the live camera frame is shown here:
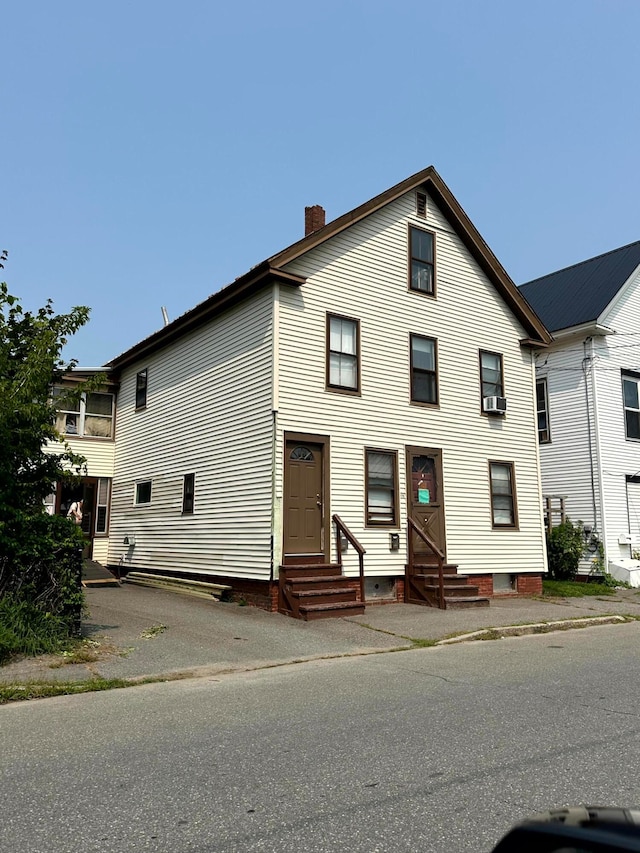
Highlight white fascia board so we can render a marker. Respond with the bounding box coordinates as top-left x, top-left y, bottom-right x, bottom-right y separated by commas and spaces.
551, 322, 616, 343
